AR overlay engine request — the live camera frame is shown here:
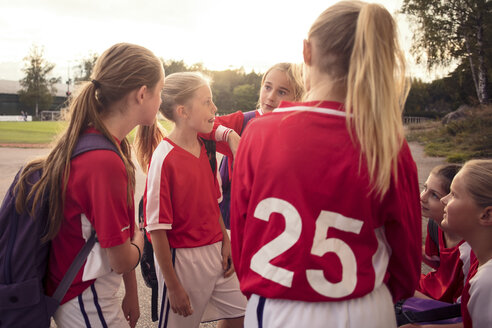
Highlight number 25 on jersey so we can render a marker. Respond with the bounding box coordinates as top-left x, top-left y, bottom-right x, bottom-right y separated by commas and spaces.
250, 197, 363, 298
